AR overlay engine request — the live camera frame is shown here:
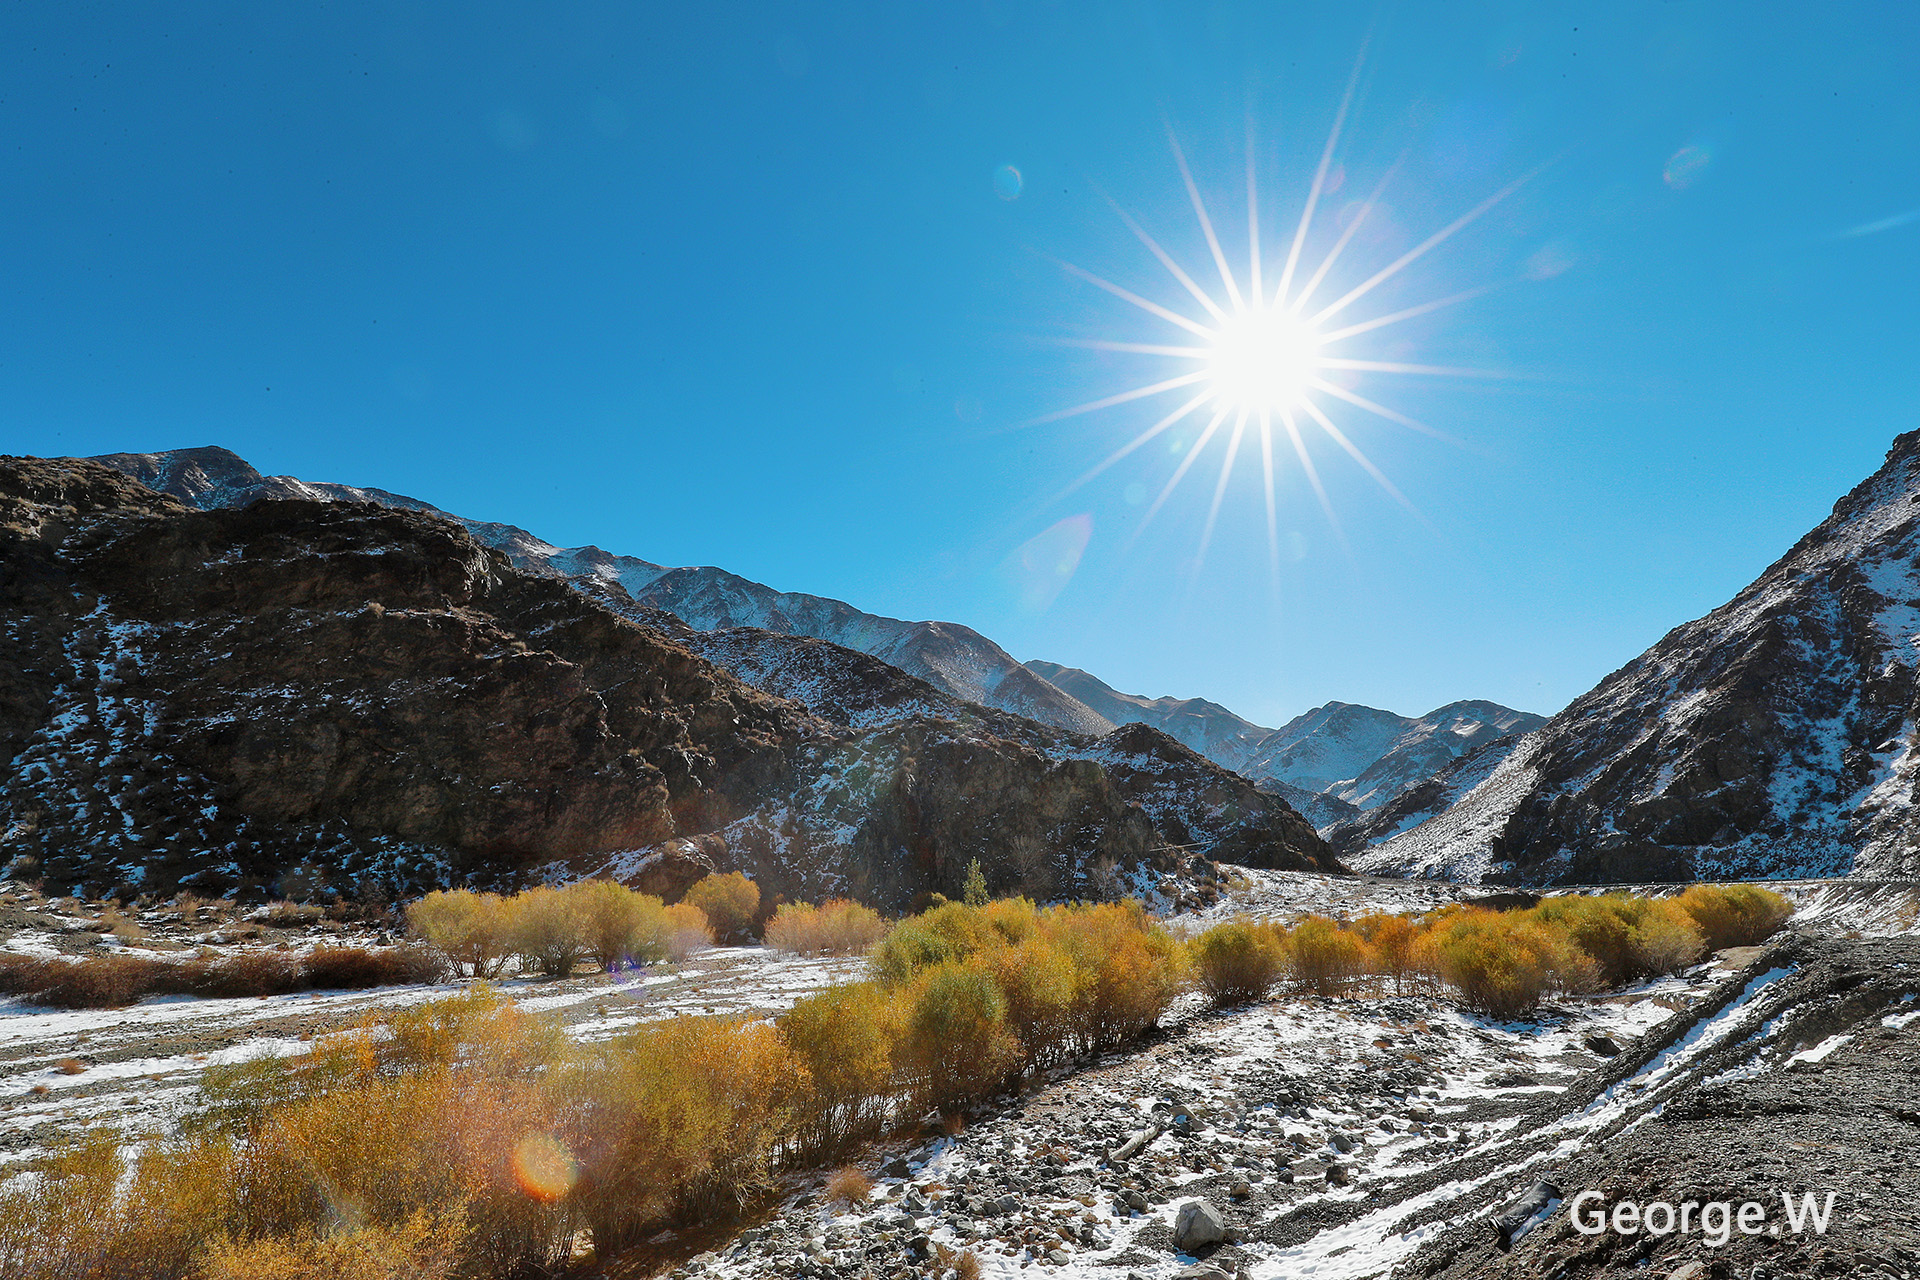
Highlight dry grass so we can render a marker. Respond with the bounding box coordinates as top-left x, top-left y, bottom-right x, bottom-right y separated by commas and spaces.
825, 1166, 874, 1209
54, 1058, 87, 1076
0, 946, 445, 1010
